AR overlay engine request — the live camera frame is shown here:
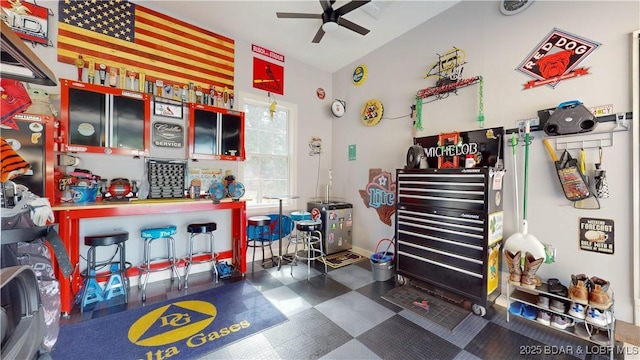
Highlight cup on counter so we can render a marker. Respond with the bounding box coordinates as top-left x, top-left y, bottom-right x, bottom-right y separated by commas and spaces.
189, 185, 201, 199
